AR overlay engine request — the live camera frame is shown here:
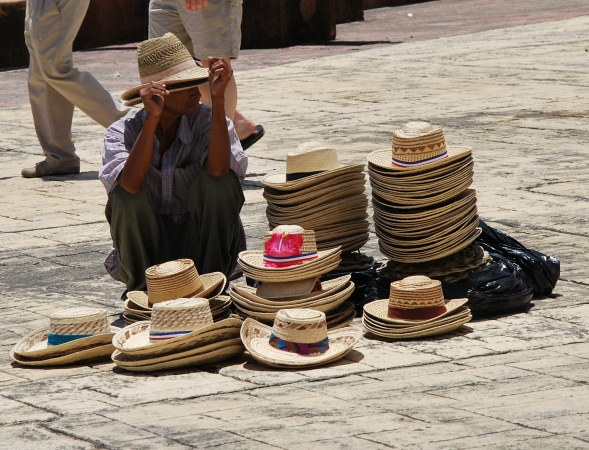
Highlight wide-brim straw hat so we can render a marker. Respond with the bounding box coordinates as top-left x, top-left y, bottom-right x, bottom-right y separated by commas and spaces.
11, 308, 117, 362
121, 33, 209, 106
255, 277, 320, 299
240, 316, 361, 368
265, 189, 367, 214
268, 211, 369, 232
264, 176, 366, 207
364, 297, 468, 325
266, 194, 368, 219
123, 296, 233, 325
126, 271, 226, 309
10, 343, 115, 367
263, 142, 365, 191
363, 306, 472, 339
